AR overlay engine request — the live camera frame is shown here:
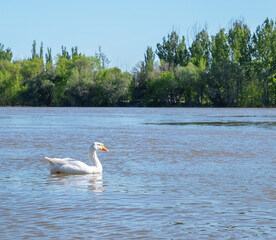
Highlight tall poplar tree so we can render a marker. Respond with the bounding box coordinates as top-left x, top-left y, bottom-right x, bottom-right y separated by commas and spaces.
0, 43, 13, 61
156, 30, 189, 68
190, 29, 211, 69
252, 18, 276, 106
31, 40, 37, 59
228, 20, 251, 65
144, 46, 155, 73
39, 42, 43, 59
45, 47, 53, 64
211, 29, 229, 64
